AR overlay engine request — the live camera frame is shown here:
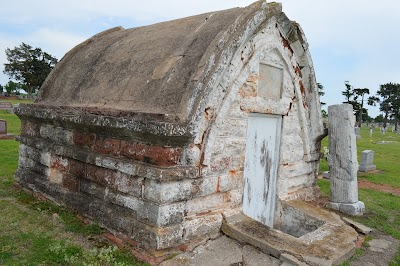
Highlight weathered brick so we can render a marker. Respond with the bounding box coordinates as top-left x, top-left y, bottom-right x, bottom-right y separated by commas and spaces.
19, 170, 65, 202
18, 156, 49, 176
48, 167, 64, 184
154, 224, 184, 250
185, 190, 241, 216
88, 200, 137, 236
64, 191, 91, 213
183, 213, 222, 241
86, 164, 141, 195
279, 161, 314, 180
73, 131, 96, 148
280, 133, 304, 163
106, 191, 185, 227
22, 145, 51, 167
185, 193, 226, 216
68, 159, 86, 178
121, 141, 182, 166
20, 120, 40, 137
93, 138, 121, 156
144, 179, 195, 204
50, 155, 69, 171
218, 170, 244, 192
86, 164, 116, 186
62, 172, 80, 192
40, 125, 73, 144
80, 178, 106, 199
94, 155, 198, 181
